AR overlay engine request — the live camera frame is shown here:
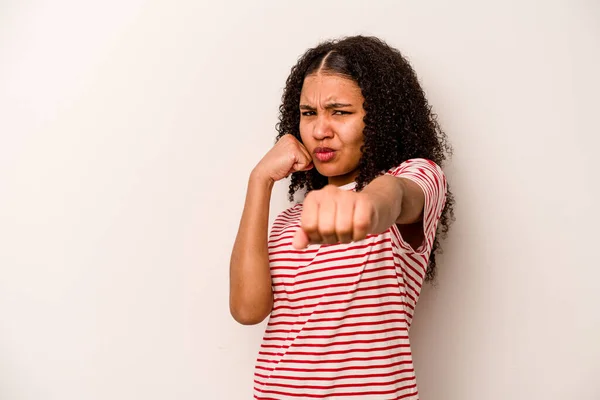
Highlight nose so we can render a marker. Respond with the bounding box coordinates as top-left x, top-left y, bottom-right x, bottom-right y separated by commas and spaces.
312, 114, 334, 140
